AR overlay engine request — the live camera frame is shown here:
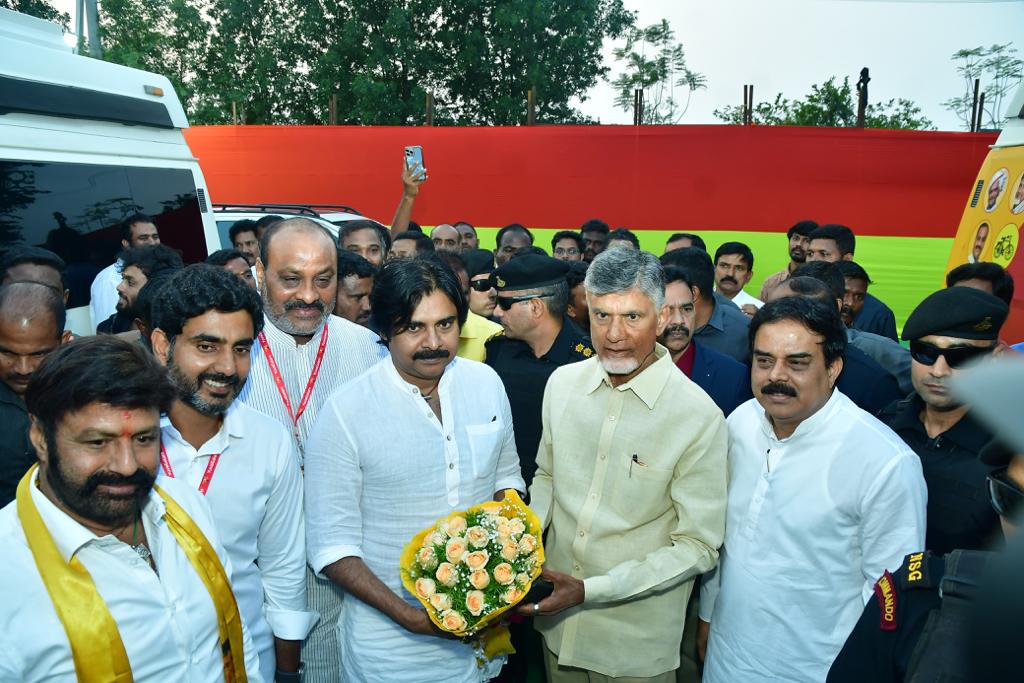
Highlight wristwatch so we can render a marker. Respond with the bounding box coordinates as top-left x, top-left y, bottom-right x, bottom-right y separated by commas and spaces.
275, 663, 304, 683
